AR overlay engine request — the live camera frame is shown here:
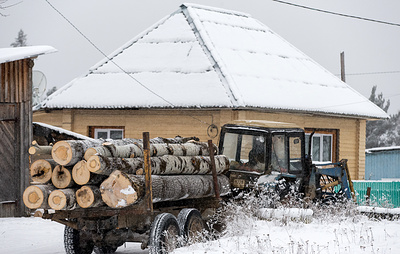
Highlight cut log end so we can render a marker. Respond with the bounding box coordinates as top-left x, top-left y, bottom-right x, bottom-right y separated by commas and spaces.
30, 159, 53, 183
72, 161, 90, 185
86, 155, 101, 173
76, 185, 103, 208
84, 147, 97, 161
51, 165, 74, 189
52, 141, 73, 165
28, 146, 36, 155
23, 185, 54, 209
100, 170, 139, 208
48, 189, 76, 210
